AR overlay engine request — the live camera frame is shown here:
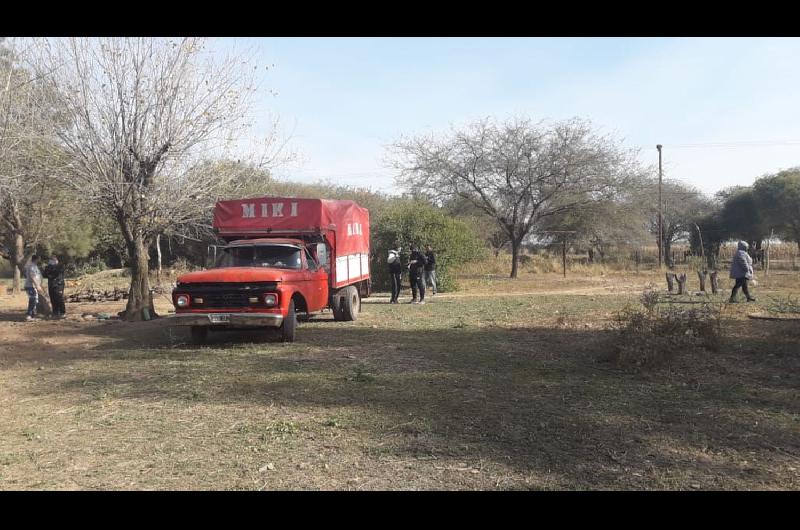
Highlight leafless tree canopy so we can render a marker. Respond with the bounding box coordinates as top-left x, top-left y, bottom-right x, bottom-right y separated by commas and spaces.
24, 37, 284, 319
0, 39, 69, 290
391, 117, 640, 277
29, 38, 265, 240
